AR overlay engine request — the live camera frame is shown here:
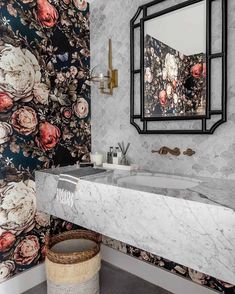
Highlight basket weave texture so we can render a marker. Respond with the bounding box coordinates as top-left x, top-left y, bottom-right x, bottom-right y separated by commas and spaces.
46, 230, 101, 294
46, 230, 101, 264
